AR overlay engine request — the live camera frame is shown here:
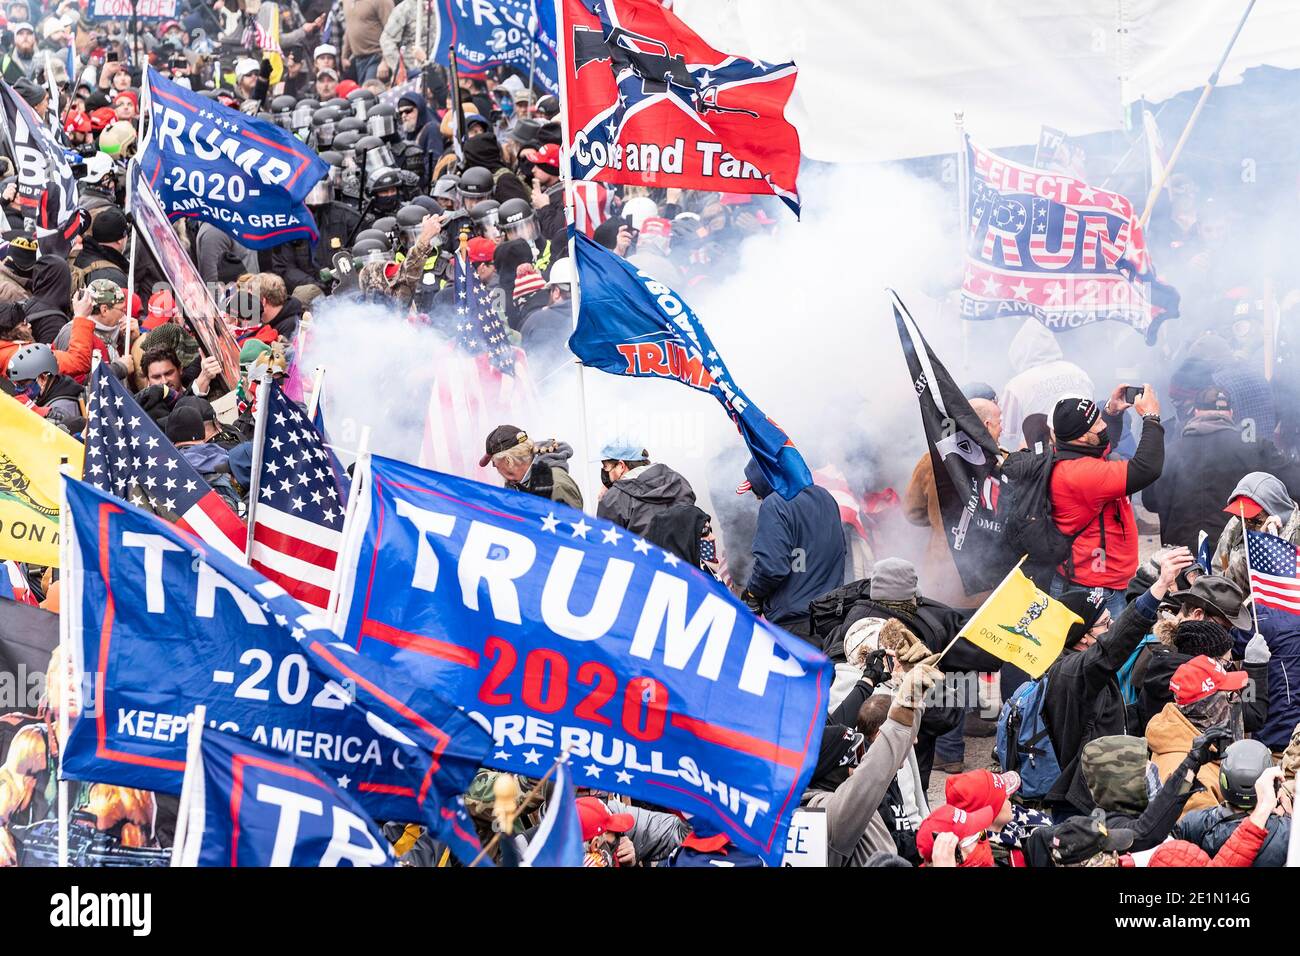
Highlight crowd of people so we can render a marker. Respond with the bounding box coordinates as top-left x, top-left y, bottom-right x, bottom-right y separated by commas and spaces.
0, 0, 1298, 869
